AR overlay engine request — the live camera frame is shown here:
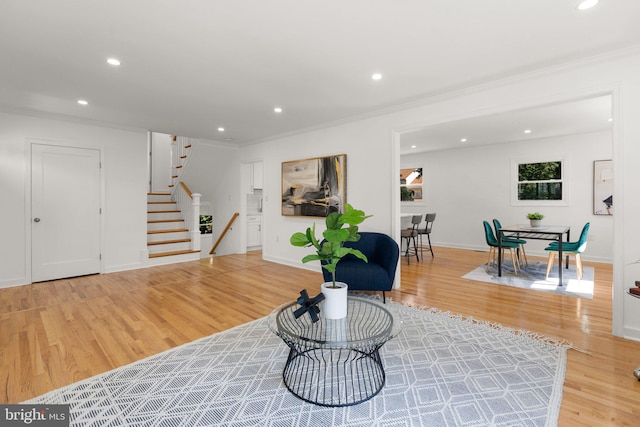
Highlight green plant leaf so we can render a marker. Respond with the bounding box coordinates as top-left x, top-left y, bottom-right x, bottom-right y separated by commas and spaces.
325, 212, 341, 230
301, 254, 322, 263
290, 231, 310, 246
341, 248, 368, 262
323, 228, 350, 244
